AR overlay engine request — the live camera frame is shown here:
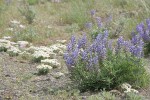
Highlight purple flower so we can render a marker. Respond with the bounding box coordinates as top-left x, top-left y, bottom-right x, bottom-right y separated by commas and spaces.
131, 34, 140, 45
116, 36, 124, 53
90, 9, 96, 17
77, 33, 87, 49
96, 17, 102, 29
136, 22, 145, 36
67, 35, 76, 52
129, 35, 144, 57
64, 53, 75, 69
